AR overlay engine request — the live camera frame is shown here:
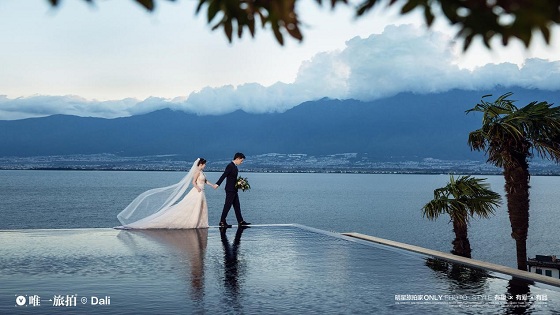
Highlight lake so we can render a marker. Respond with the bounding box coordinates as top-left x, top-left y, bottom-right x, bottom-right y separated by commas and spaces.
1, 170, 559, 269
